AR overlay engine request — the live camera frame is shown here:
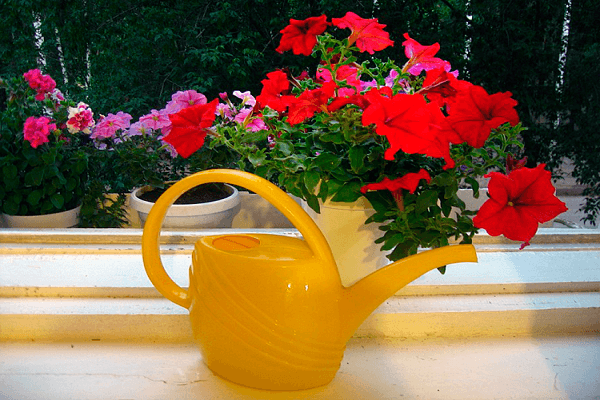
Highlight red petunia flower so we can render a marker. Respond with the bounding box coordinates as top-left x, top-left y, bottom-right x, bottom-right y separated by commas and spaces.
255, 70, 292, 113
327, 94, 370, 112
332, 12, 394, 54
361, 90, 437, 161
402, 33, 450, 76
473, 164, 568, 247
275, 15, 329, 56
419, 67, 459, 106
163, 99, 218, 158
361, 169, 432, 195
445, 85, 520, 148
286, 81, 337, 125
